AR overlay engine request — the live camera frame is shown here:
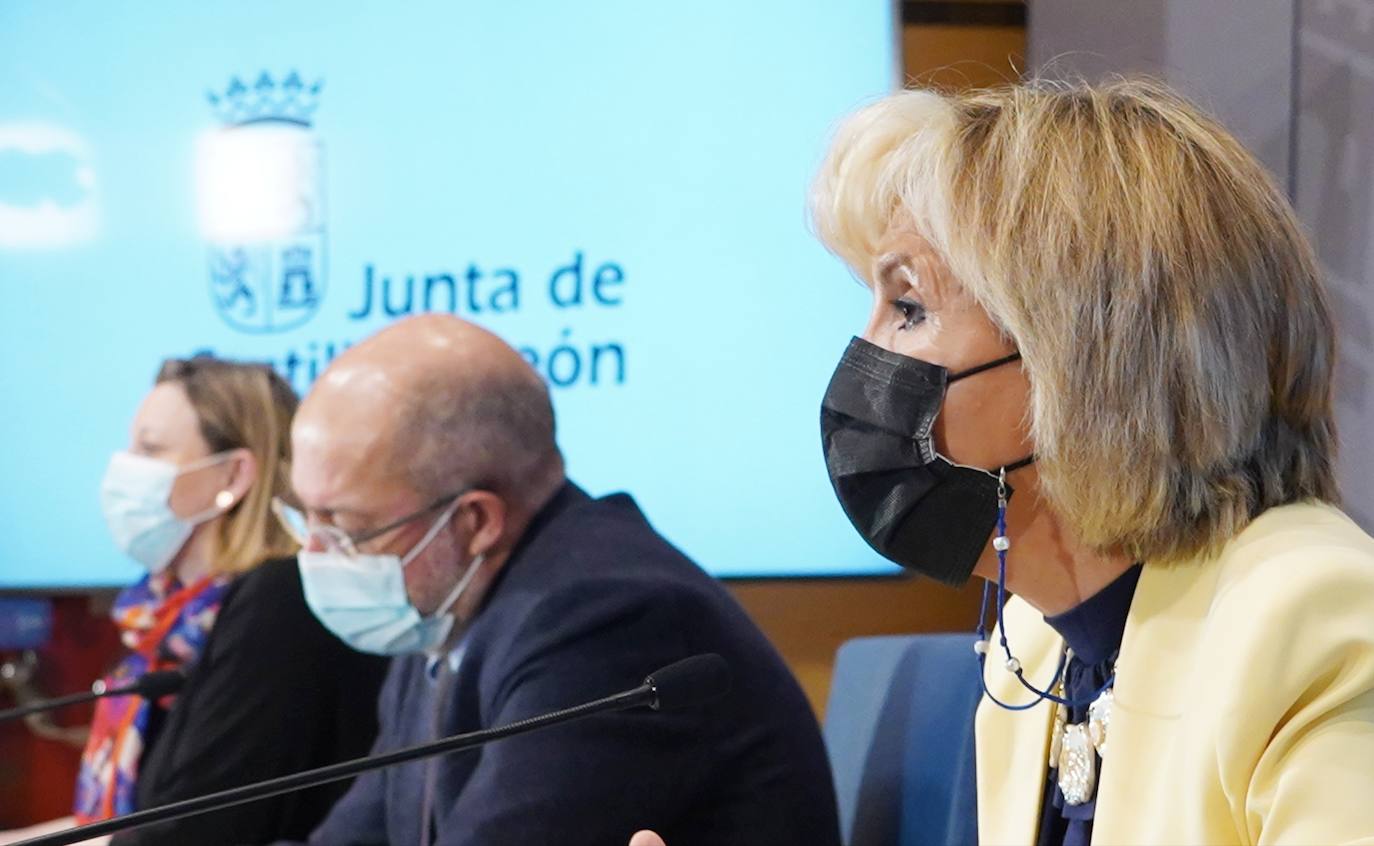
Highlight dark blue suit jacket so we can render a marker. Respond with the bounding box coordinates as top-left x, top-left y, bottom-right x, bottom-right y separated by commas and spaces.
295, 483, 840, 846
